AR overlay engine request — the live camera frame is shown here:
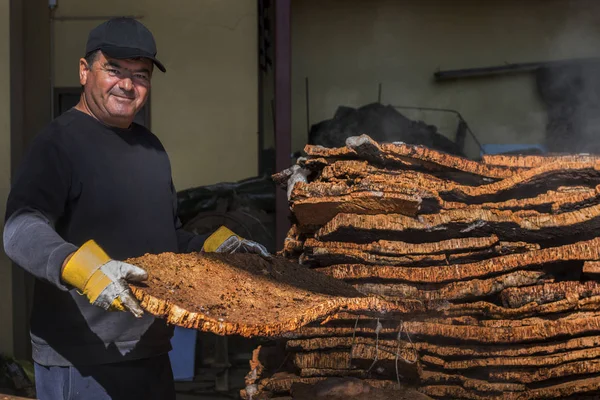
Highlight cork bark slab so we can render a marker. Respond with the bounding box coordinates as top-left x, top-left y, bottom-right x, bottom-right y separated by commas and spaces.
125, 252, 400, 337
298, 368, 369, 378
304, 236, 503, 257
482, 153, 600, 168
304, 240, 537, 268
287, 334, 600, 360
486, 359, 600, 384
314, 238, 600, 283
440, 295, 600, 320
419, 370, 526, 393
584, 261, 600, 276
421, 346, 600, 370
293, 344, 419, 378
292, 192, 425, 227
314, 159, 600, 205
317, 160, 484, 186
251, 372, 400, 396
304, 249, 447, 268
419, 374, 600, 399
354, 270, 547, 301
401, 312, 600, 344
316, 206, 600, 244
500, 281, 600, 308
291, 180, 600, 225
305, 135, 521, 179
444, 186, 600, 214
